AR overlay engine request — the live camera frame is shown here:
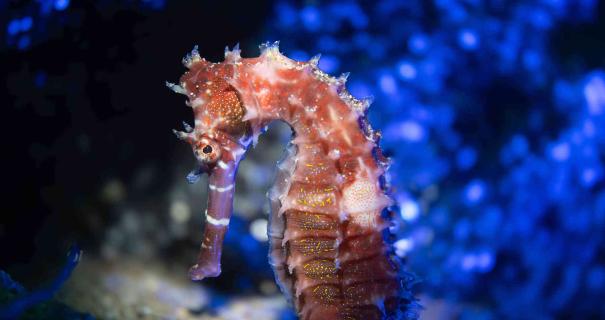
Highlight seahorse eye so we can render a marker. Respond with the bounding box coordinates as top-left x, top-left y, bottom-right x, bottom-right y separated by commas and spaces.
194, 138, 221, 165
